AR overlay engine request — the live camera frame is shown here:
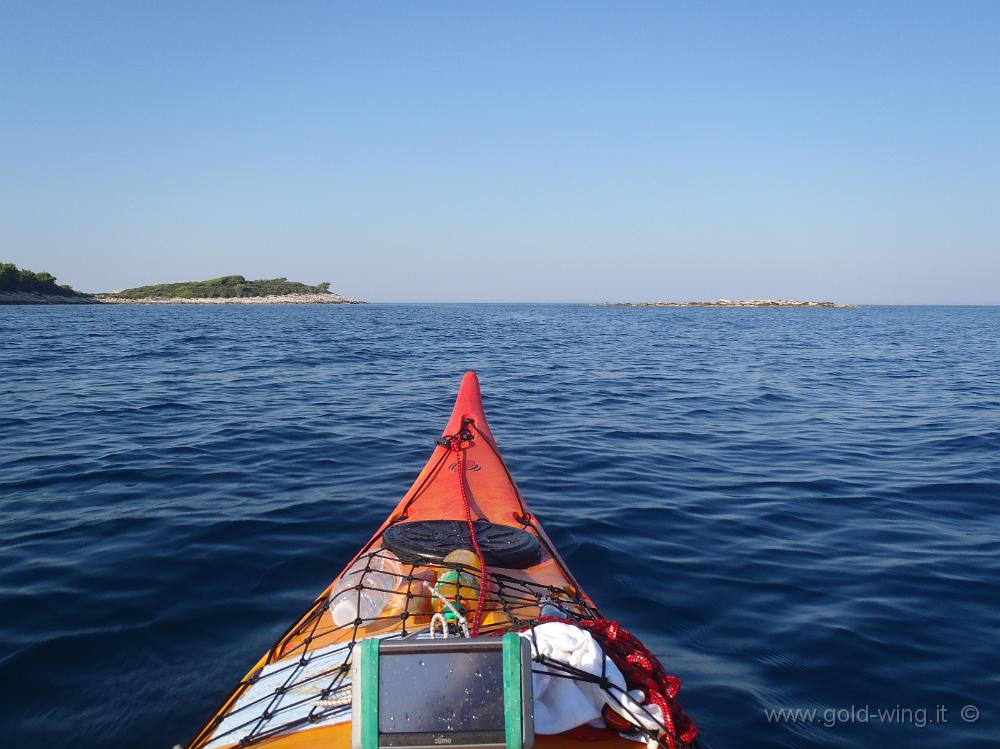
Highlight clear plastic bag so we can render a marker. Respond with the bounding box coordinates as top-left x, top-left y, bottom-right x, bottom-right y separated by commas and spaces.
328, 550, 404, 627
